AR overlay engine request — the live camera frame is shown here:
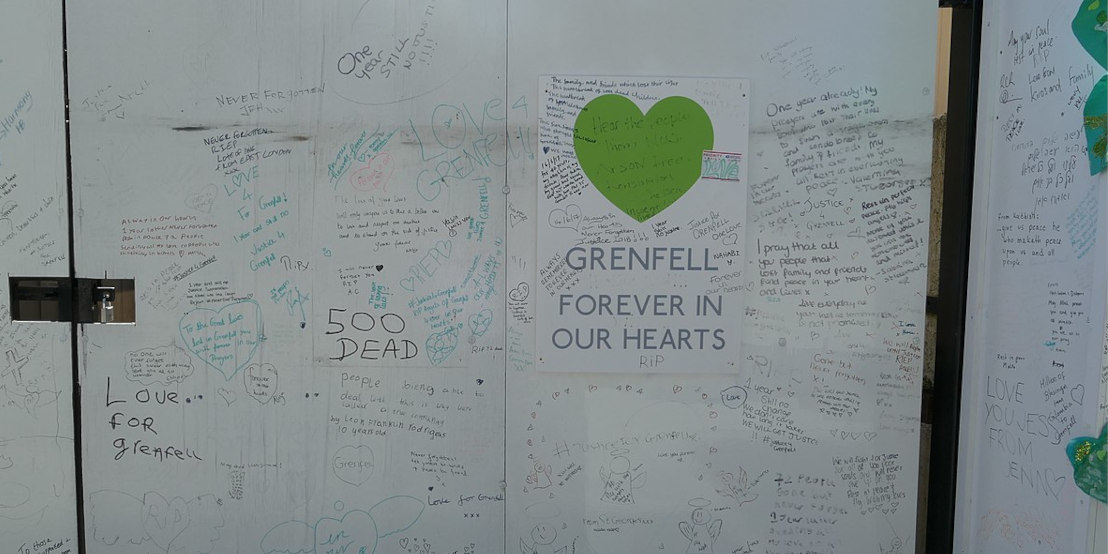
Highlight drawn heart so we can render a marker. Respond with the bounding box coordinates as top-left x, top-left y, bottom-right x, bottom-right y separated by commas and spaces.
376, 265, 384, 271
1071, 384, 1085, 405
23, 391, 41, 413
864, 432, 877, 441
349, 152, 396, 193
400, 276, 417, 292
722, 233, 739, 246
179, 300, 262, 380
185, 184, 217, 214
469, 308, 493, 337
314, 510, 376, 554
141, 492, 190, 550
332, 445, 375, 486
244, 363, 278, 404
508, 282, 530, 302
720, 386, 747, 409
217, 387, 236, 406
434, 240, 452, 259
588, 384, 598, 392
476, 379, 484, 385
510, 211, 526, 227
574, 94, 713, 222
426, 326, 459, 366
548, 204, 583, 230
865, 285, 877, 295
400, 538, 410, 549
